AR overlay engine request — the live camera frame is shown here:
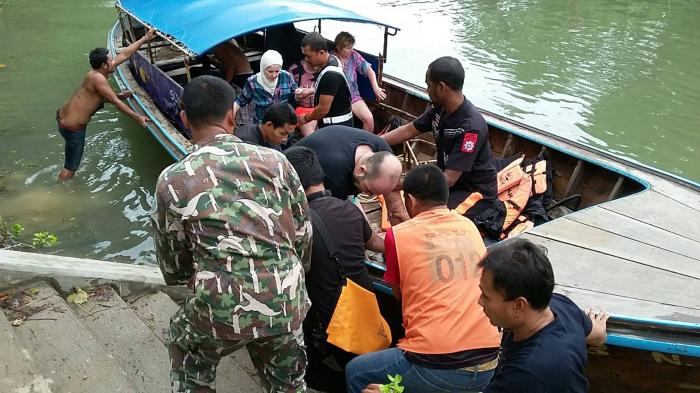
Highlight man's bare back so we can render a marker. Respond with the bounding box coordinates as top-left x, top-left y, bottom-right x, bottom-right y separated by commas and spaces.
211, 40, 253, 83
56, 29, 155, 181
